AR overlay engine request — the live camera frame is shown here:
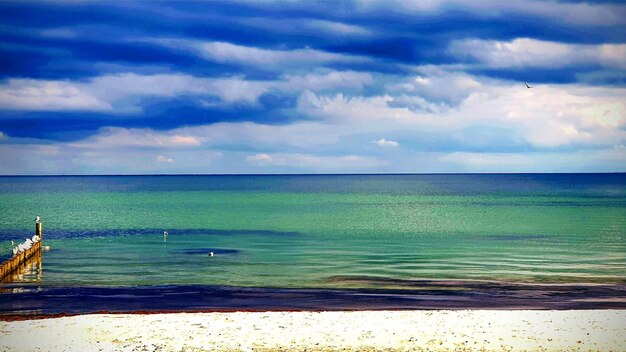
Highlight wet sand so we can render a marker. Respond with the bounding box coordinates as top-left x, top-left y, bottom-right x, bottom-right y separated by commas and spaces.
1, 310, 625, 351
